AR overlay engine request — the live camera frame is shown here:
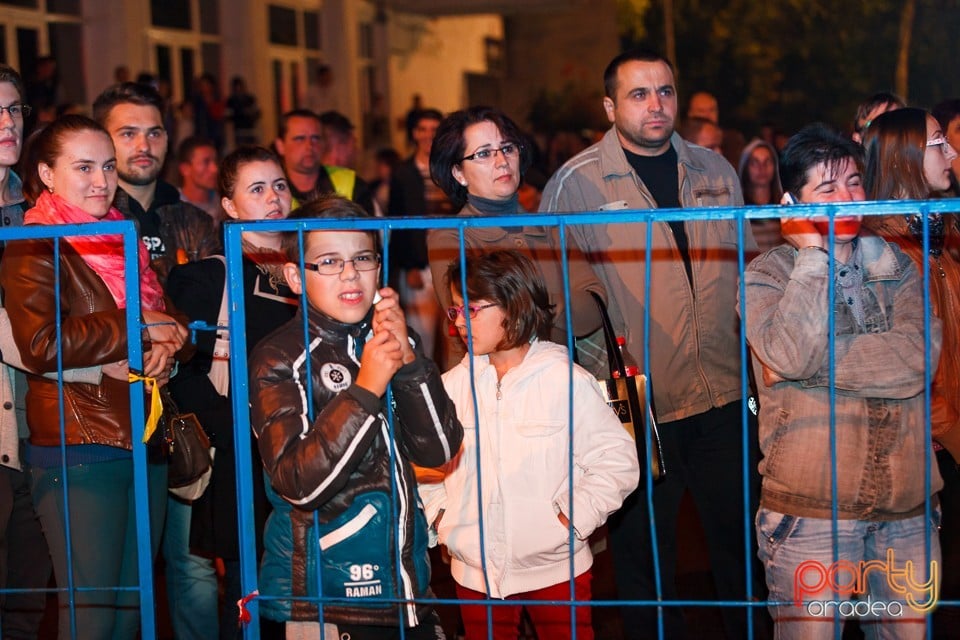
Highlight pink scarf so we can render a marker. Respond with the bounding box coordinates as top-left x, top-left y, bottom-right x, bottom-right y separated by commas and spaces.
24, 192, 165, 312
